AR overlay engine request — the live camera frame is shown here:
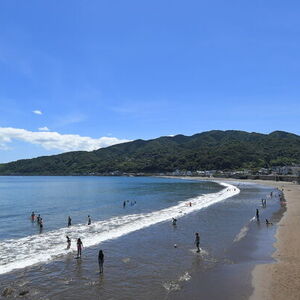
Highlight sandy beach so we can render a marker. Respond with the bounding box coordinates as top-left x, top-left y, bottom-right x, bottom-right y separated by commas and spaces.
248, 180, 300, 300
173, 177, 300, 300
